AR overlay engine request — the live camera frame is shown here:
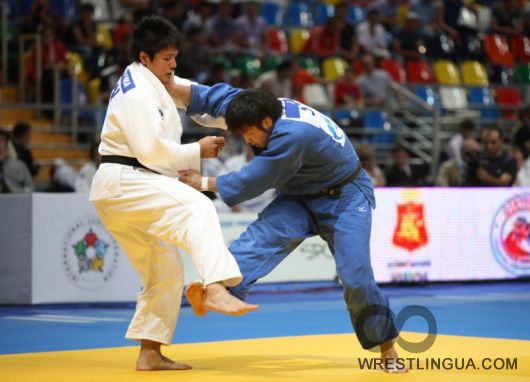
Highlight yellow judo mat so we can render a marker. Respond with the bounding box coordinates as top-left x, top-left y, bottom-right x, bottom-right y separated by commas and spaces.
1, 332, 529, 382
